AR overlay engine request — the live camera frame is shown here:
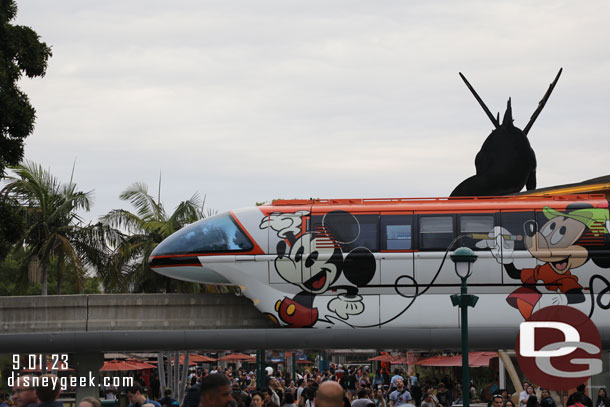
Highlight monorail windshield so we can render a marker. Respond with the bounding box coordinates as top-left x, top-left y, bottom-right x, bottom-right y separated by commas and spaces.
151, 213, 253, 256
